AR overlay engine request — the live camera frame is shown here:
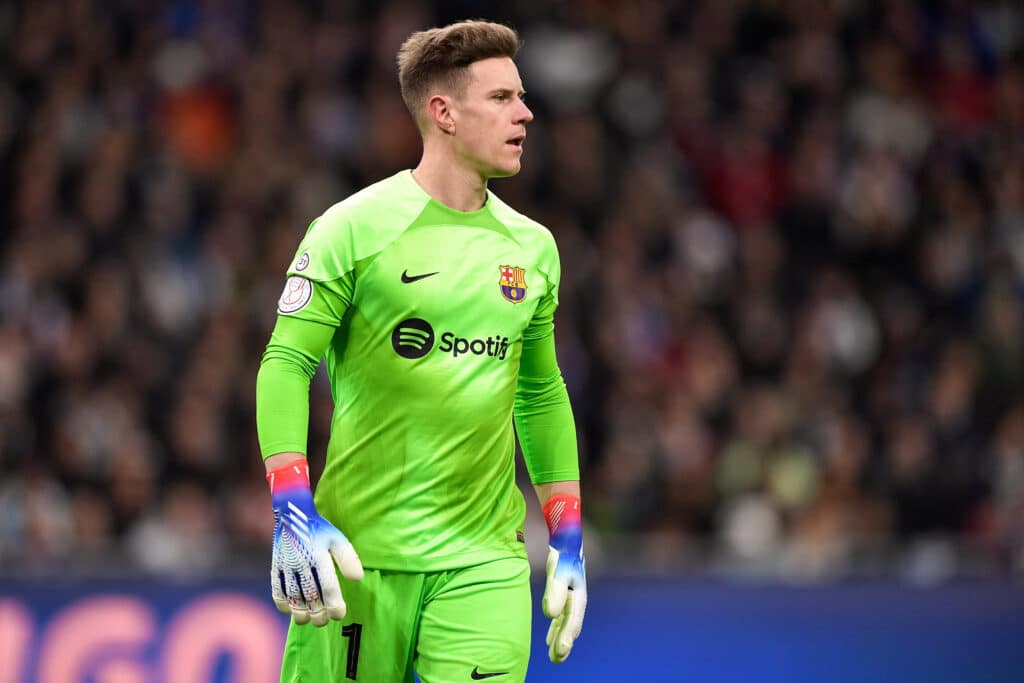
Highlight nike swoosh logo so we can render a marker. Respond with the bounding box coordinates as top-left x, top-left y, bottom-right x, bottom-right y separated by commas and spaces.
401, 270, 439, 283
471, 667, 509, 680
